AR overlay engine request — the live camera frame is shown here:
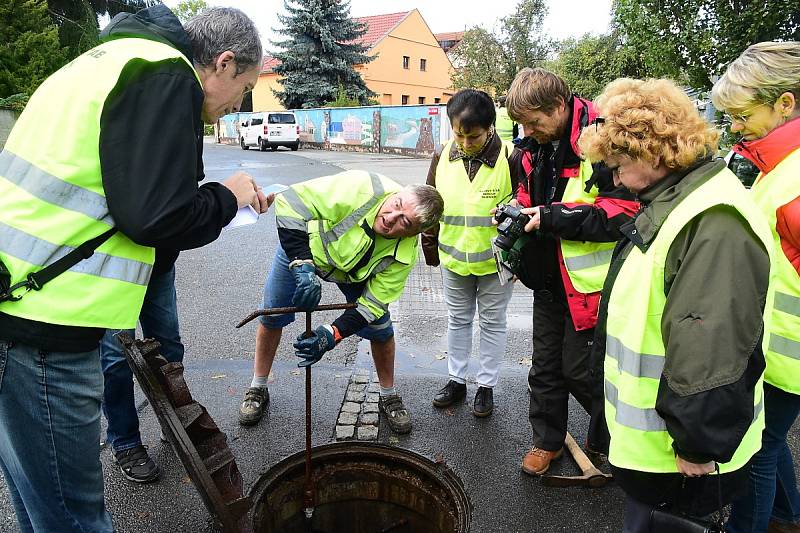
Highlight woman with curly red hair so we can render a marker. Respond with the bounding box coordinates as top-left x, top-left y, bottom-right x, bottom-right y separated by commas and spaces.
578, 78, 774, 532
712, 41, 800, 533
